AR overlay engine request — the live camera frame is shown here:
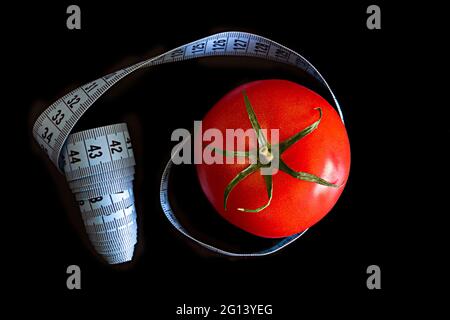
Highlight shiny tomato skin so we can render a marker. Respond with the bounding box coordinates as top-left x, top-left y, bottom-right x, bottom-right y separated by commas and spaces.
196, 80, 350, 238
